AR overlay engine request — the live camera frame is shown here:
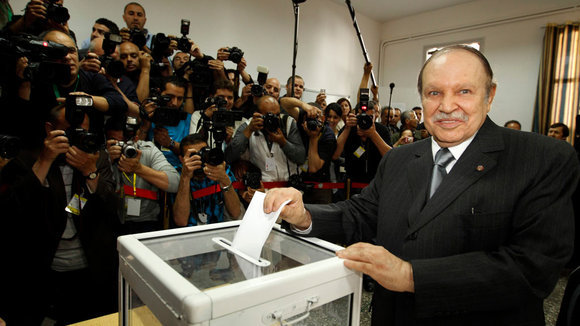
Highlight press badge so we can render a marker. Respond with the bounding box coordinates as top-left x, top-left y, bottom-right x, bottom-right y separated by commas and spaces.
354, 146, 366, 158
65, 194, 87, 215
265, 157, 276, 172
126, 197, 141, 216
198, 212, 208, 224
